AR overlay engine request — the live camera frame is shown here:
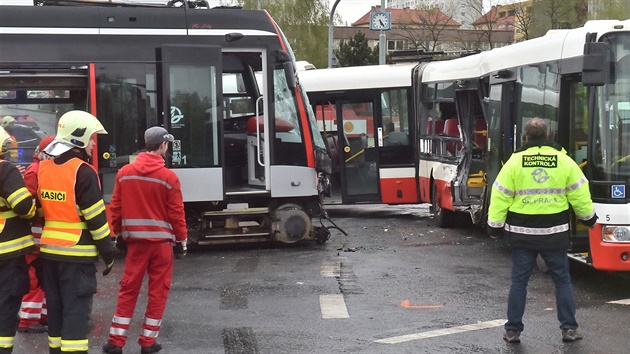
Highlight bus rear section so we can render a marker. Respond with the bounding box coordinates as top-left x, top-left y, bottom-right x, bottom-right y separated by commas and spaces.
0, 4, 332, 246
414, 19, 630, 271
299, 64, 418, 206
